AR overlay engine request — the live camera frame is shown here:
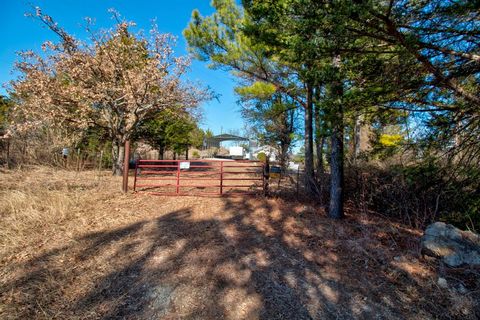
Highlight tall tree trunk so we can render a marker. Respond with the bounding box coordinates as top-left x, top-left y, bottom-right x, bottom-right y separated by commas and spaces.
316, 135, 326, 204
352, 112, 362, 163
276, 95, 293, 173
314, 88, 325, 179
354, 114, 372, 161
279, 102, 291, 172
316, 136, 325, 177
112, 138, 125, 176
158, 145, 164, 160
330, 120, 344, 219
304, 81, 316, 196
329, 55, 344, 219
279, 140, 289, 172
